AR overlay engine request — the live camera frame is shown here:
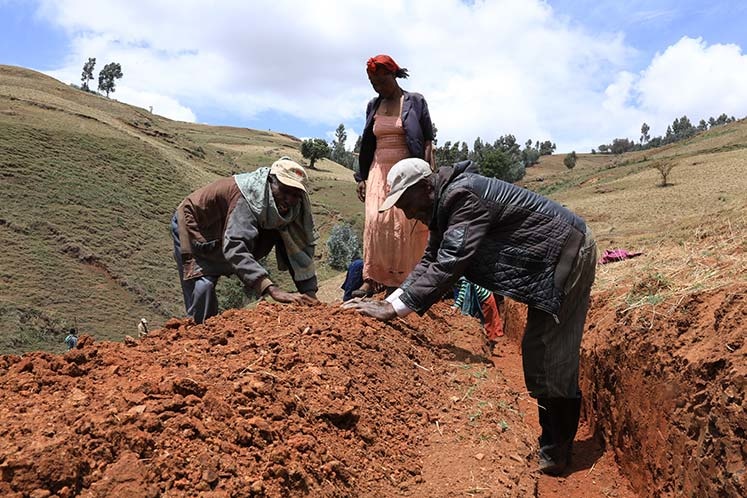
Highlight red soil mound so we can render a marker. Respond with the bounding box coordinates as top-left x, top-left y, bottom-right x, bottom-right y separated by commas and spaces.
5, 285, 740, 497
0, 301, 537, 497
